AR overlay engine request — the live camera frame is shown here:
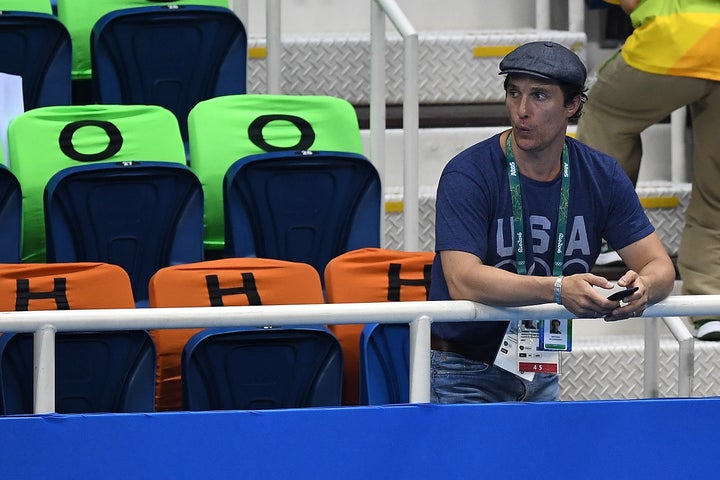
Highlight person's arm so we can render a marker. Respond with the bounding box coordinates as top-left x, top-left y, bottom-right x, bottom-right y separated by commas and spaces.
618, 0, 641, 14
440, 231, 674, 319
440, 250, 557, 306
602, 0, 640, 15
440, 250, 618, 318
